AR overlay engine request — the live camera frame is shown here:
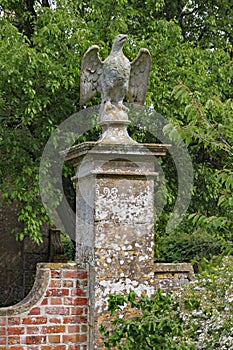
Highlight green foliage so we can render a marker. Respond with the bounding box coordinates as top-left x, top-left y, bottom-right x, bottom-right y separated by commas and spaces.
60, 233, 75, 261
100, 289, 194, 350
157, 228, 231, 263
0, 2, 84, 242
162, 82, 233, 260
